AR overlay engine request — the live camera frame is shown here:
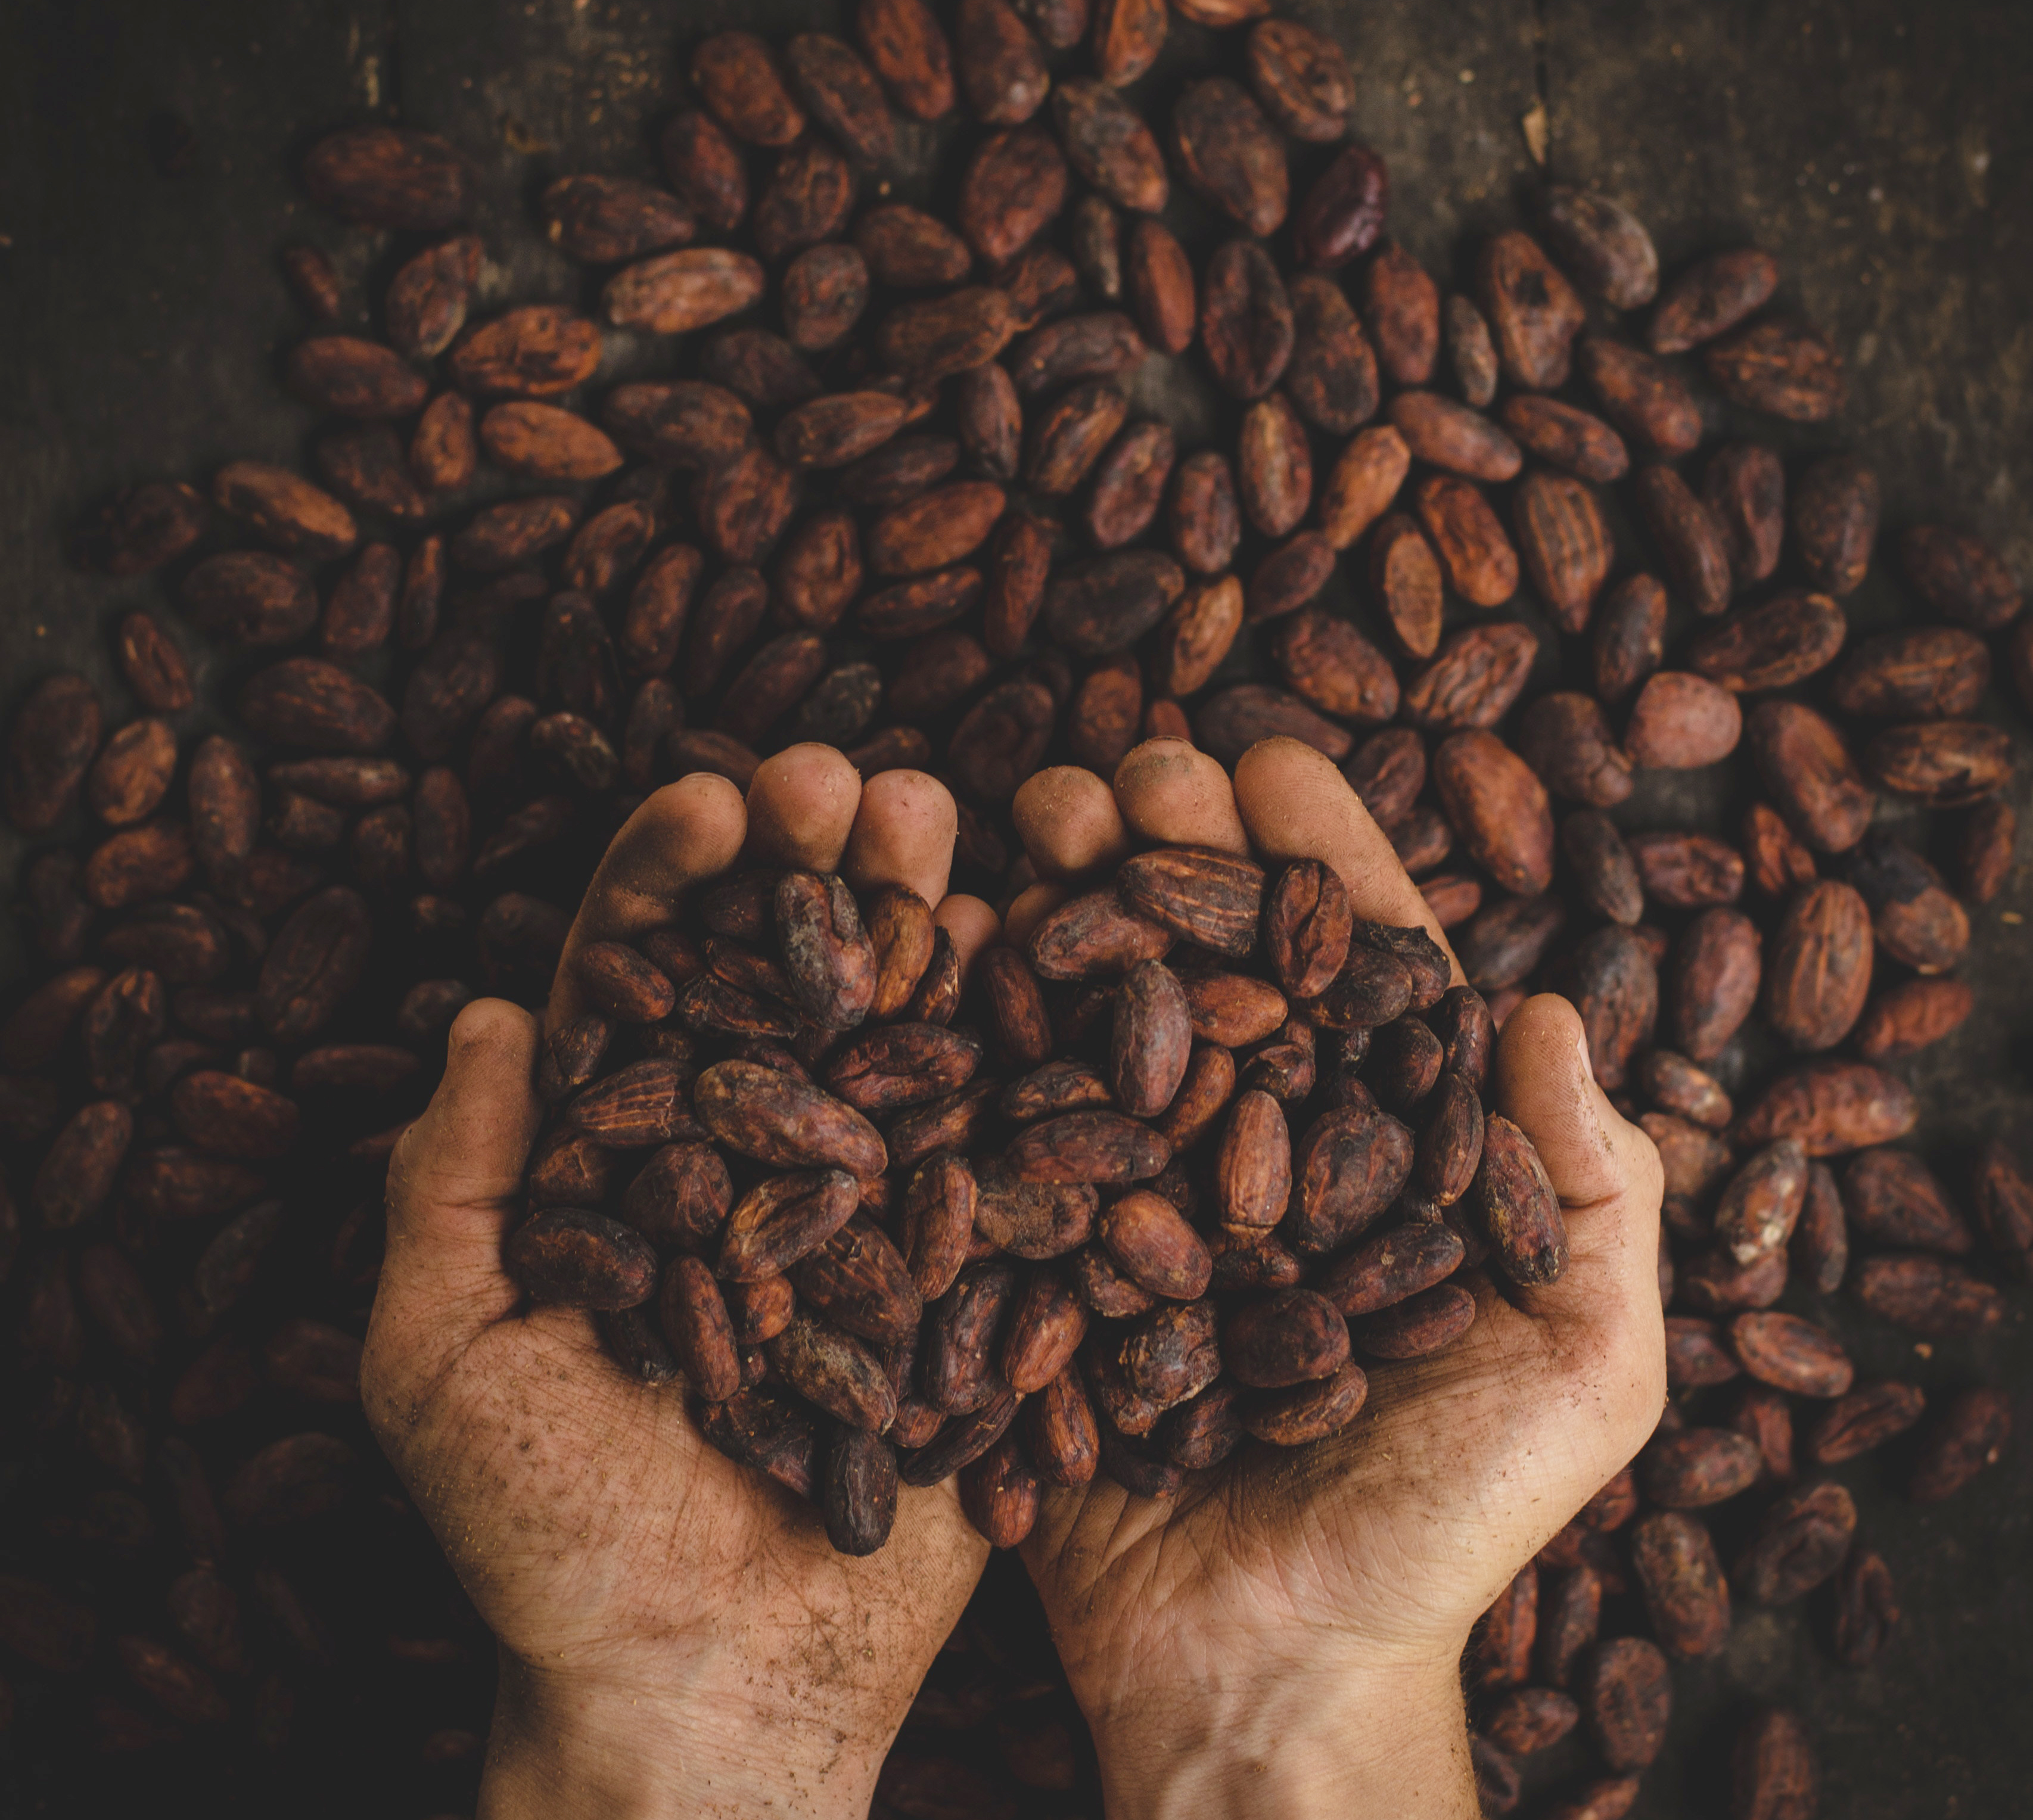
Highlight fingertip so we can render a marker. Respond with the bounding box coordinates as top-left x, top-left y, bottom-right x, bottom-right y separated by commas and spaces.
1232, 736, 1339, 807
744, 744, 863, 871
1112, 739, 1249, 853
1499, 988, 1586, 1056
844, 769, 957, 907
934, 894, 1000, 979
596, 776, 750, 922
656, 769, 750, 839
1013, 767, 1131, 879
1005, 881, 1070, 951
546, 779, 747, 1028
447, 995, 542, 1065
